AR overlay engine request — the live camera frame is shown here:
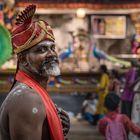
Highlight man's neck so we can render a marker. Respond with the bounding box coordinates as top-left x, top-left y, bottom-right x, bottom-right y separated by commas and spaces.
19, 68, 48, 89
